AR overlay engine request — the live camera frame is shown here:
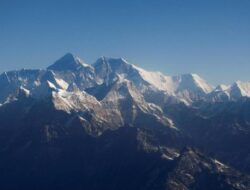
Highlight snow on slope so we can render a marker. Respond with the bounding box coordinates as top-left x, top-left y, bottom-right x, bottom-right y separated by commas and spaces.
54, 78, 69, 89
47, 53, 89, 71
95, 57, 213, 98
214, 84, 230, 92
1, 53, 250, 106
232, 81, 250, 97
132, 64, 176, 93
174, 73, 213, 94
53, 90, 101, 113
100, 76, 172, 127
207, 81, 250, 101
132, 65, 213, 95
133, 65, 212, 95
186, 73, 213, 93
